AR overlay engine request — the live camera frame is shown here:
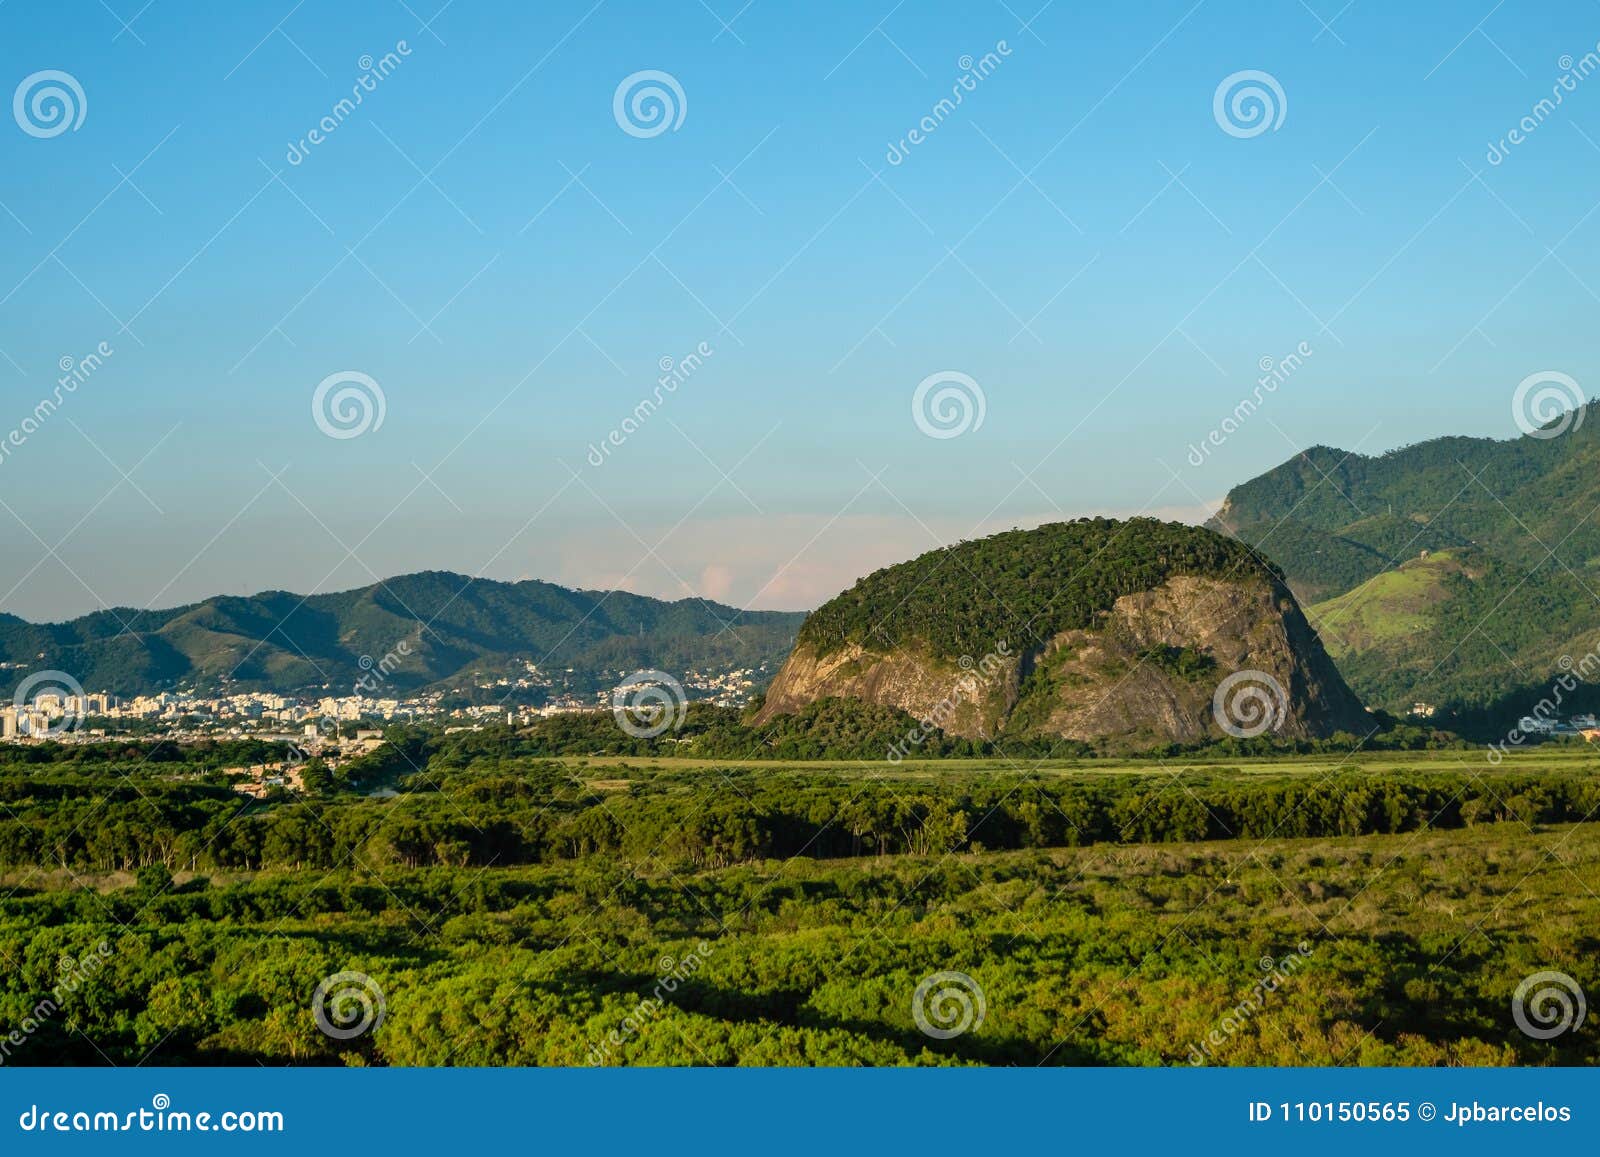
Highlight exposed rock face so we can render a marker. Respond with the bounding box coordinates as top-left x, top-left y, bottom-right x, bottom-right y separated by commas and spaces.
757, 641, 1018, 739
1008, 574, 1366, 745
758, 535, 1367, 749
